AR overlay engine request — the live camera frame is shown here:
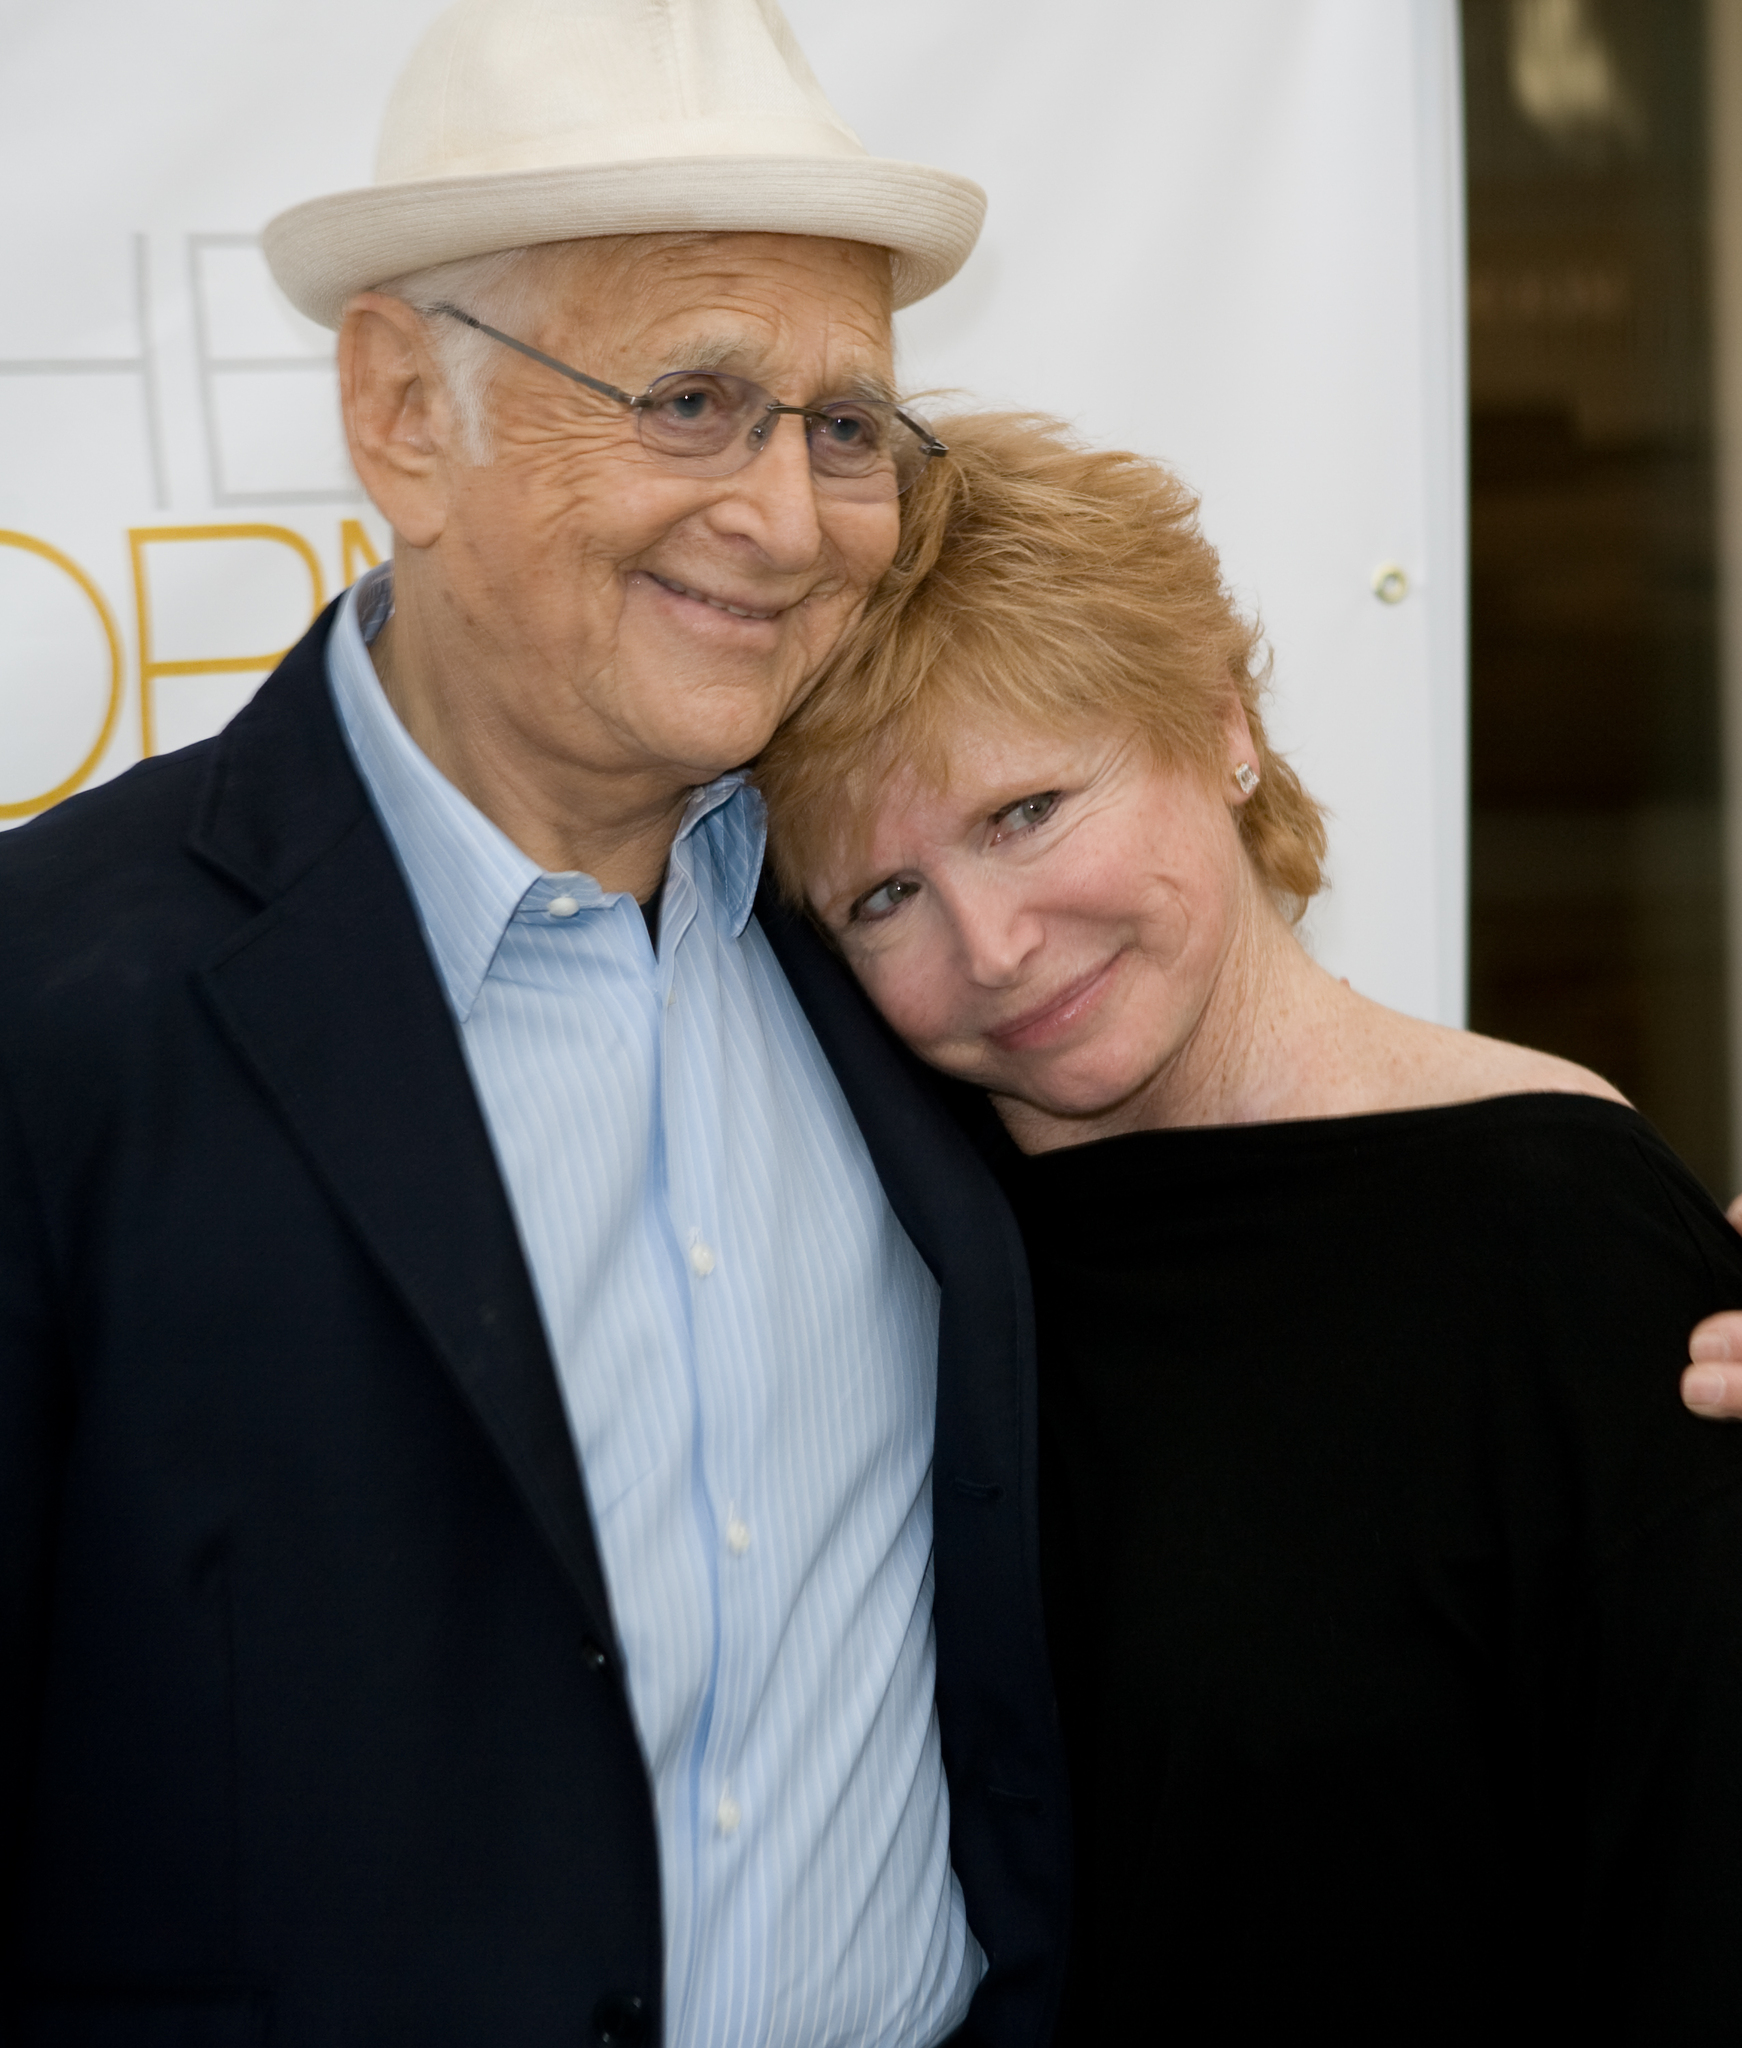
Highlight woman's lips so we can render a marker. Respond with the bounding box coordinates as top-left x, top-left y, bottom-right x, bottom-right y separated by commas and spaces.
987, 953, 1125, 1054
